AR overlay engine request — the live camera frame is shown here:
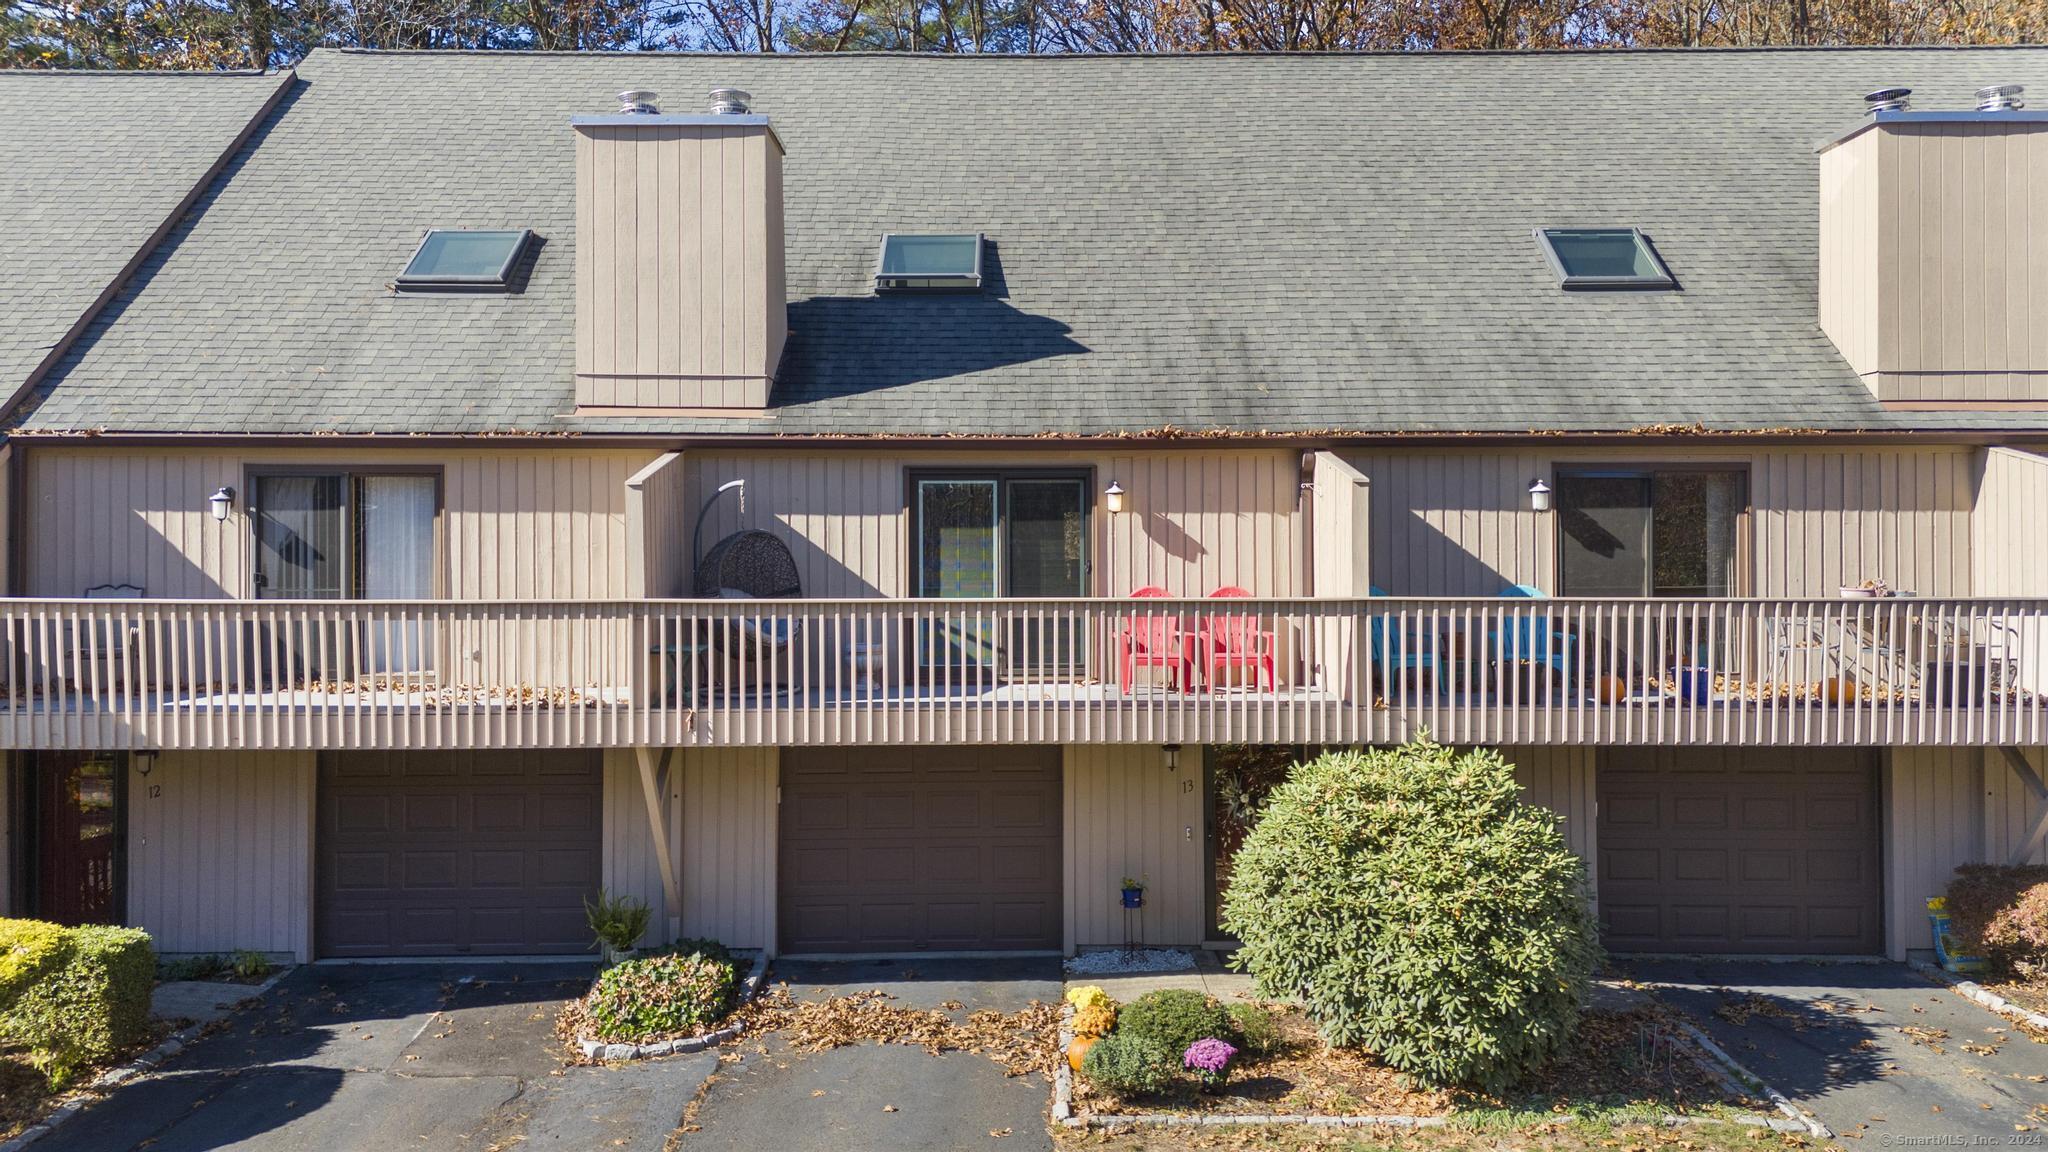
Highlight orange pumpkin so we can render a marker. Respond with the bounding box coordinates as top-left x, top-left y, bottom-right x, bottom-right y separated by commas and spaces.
1067, 1036, 1098, 1072
1595, 675, 1629, 704
1823, 676, 1856, 704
